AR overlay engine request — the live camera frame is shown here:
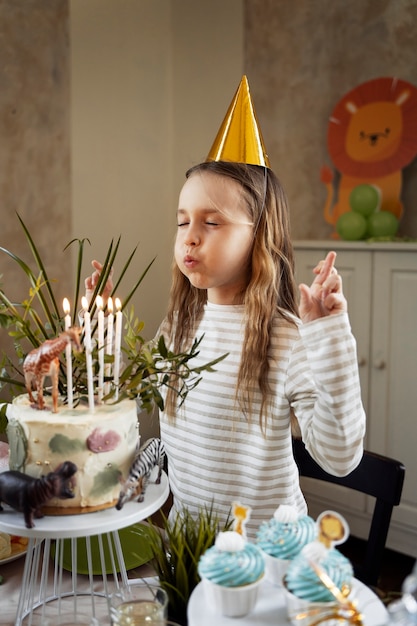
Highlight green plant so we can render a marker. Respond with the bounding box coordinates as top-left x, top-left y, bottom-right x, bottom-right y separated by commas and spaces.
146, 506, 232, 624
0, 214, 225, 431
